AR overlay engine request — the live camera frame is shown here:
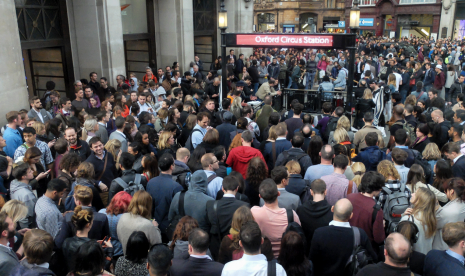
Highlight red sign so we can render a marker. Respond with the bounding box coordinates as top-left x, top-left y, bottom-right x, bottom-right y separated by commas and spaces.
236, 34, 333, 47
